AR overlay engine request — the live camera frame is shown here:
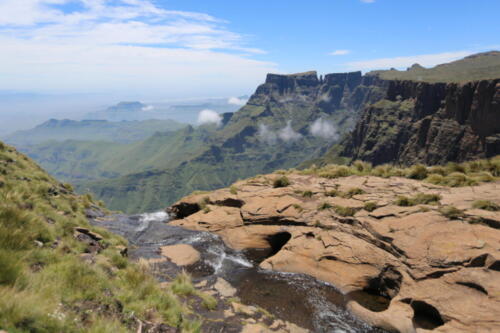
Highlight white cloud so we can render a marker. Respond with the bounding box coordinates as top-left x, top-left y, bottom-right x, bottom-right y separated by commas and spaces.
330, 49, 350, 56
278, 121, 302, 142
141, 105, 154, 111
227, 96, 247, 106
257, 121, 302, 144
310, 118, 339, 140
346, 50, 474, 71
197, 109, 221, 126
257, 123, 277, 144
0, 0, 276, 97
